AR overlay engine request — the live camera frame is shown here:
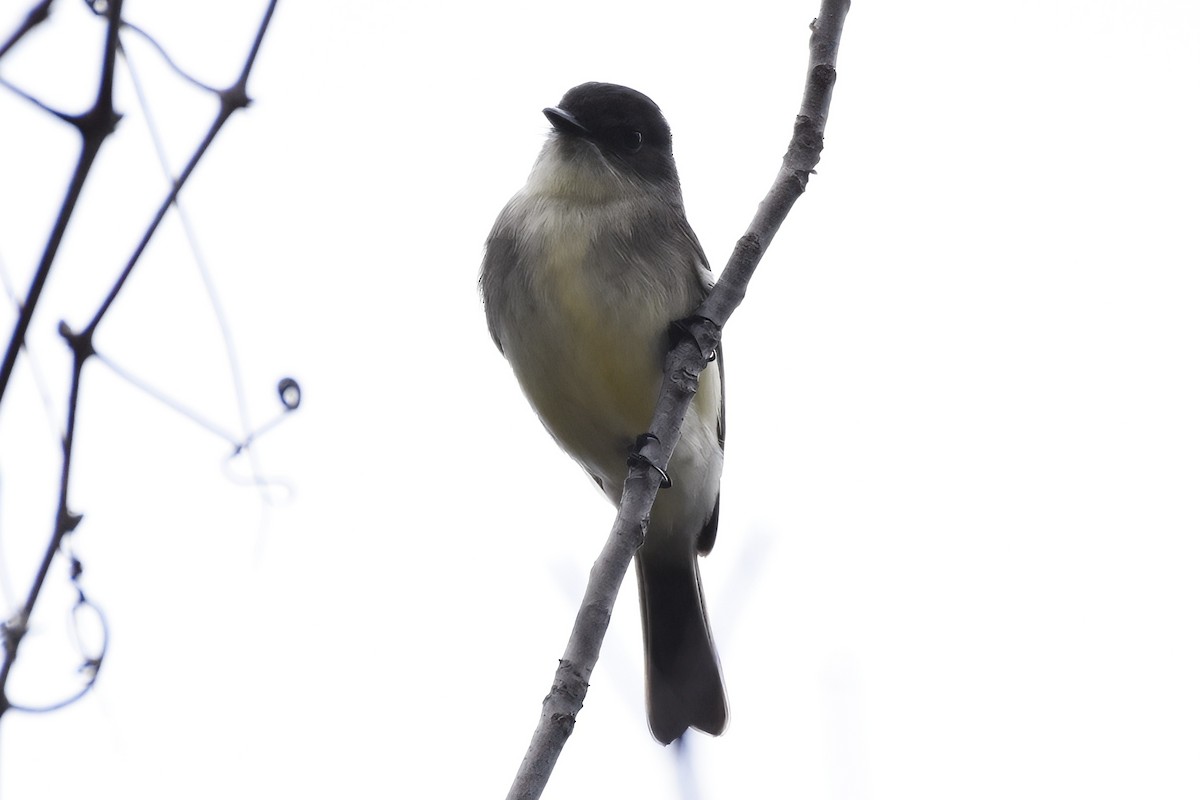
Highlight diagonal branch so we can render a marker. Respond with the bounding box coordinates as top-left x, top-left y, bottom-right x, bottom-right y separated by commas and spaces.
0, 0, 122, 411
0, 0, 279, 721
0, 0, 124, 707
0, 0, 52, 62
506, 1, 851, 798
84, 0, 277, 336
